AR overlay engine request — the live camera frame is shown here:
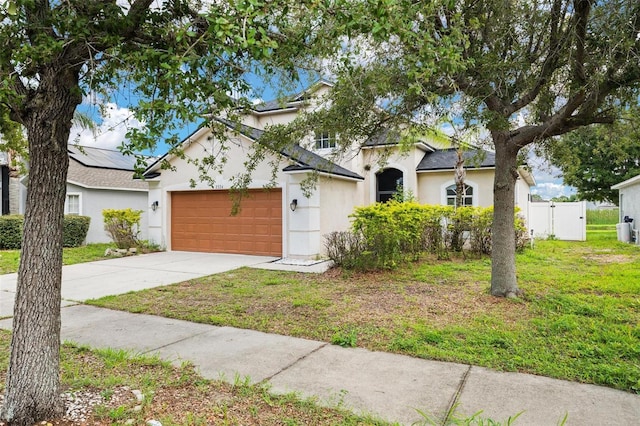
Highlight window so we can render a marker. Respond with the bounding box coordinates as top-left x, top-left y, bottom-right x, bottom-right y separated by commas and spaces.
376, 168, 403, 202
446, 184, 473, 207
66, 193, 80, 215
314, 131, 336, 149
